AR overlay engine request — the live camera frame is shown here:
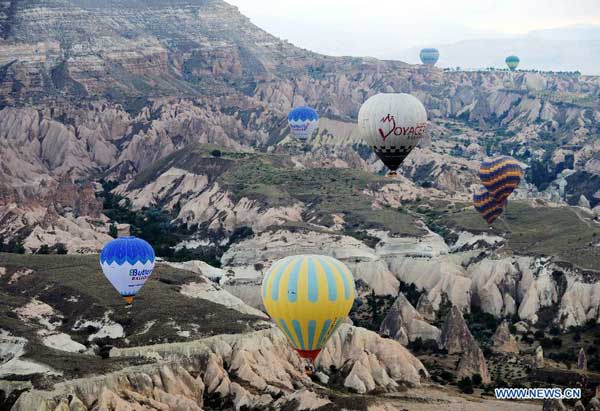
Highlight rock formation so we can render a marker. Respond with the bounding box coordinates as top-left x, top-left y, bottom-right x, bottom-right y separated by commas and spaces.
534, 346, 545, 369
491, 320, 519, 354
542, 399, 566, 411
578, 347, 587, 371
379, 293, 441, 345
440, 306, 490, 384
12, 325, 428, 410
416, 294, 436, 322
457, 343, 491, 384
440, 306, 475, 355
